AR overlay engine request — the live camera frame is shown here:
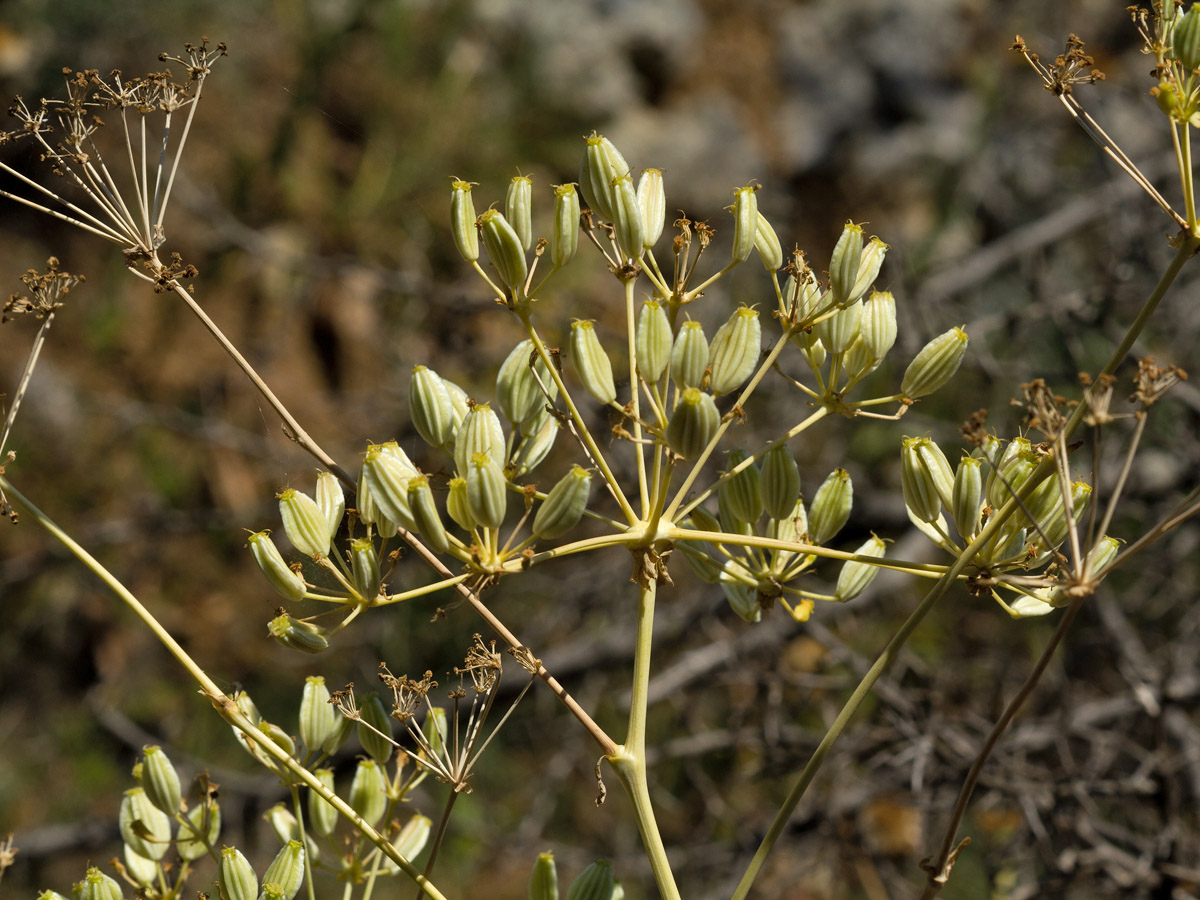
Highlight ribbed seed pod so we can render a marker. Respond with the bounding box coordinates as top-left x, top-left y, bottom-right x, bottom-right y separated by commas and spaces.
278, 488, 331, 559
220, 848, 258, 900
952, 455, 983, 541
834, 534, 887, 601
262, 840, 306, 900
1032, 480, 1091, 553
900, 438, 944, 525
75, 867, 124, 900
141, 745, 181, 816
446, 477, 476, 531
442, 379, 471, 451
424, 706, 447, 757
829, 221, 864, 305
176, 799, 221, 861
666, 388, 719, 459
808, 468, 853, 545
314, 471, 344, 541
722, 582, 762, 623
670, 320, 709, 390
637, 168, 665, 249
268, 613, 330, 654
361, 448, 418, 532
119, 787, 171, 861
1175, 4, 1200, 70
533, 465, 593, 539
514, 415, 559, 475
901, 326, 968, 398
454, 403, 506, 475
730, 184, 758, 263
580, 133, 629, 222
708, 306, 761, 396
37, 890, 71, 900
917, 438, 955, 510
322, 712, 355, 757
123, 844, 157, 887
386, 813, 432, 870
754, 210, 783, 270
859, 291, 898, 363
497, 339, 549, 427
449, 179, 479, 262
466, 453, 508, 529
847, 237, 888, 303
349, 537, 381, 601
357, 692, 395, 764
348, 760, 387, 828
719, 451, 763, 524
814, 299, 862, 356
408, 476, 450, 554
636, 300, 672, 383
529, 851, 559, 900
677, 540, 725, 584
307, 769, 338, 838
356, 466, 397, 538
611, 174, 644, 261
566, 860, 614, 900
410, 366, 457, 450
843, 337, 876, 382
570, 320, 618, 404
768, 498, 810, 578
552, 183, 581, 267
985, 438, 1038, 510
506, 175, 534, 251
479, 208, 528, 294
299, 676, 334, 753
761, 442, 801, 520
